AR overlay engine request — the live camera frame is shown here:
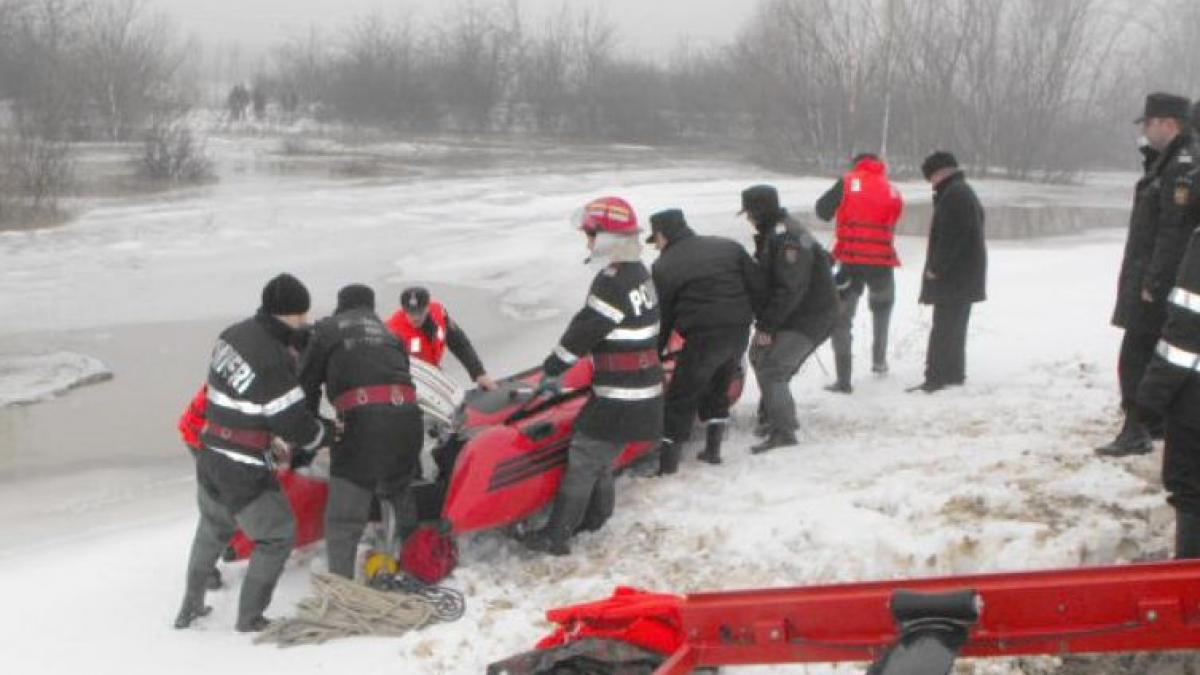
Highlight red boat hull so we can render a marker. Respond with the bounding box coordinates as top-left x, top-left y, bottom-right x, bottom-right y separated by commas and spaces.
229, 341, 744, 559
